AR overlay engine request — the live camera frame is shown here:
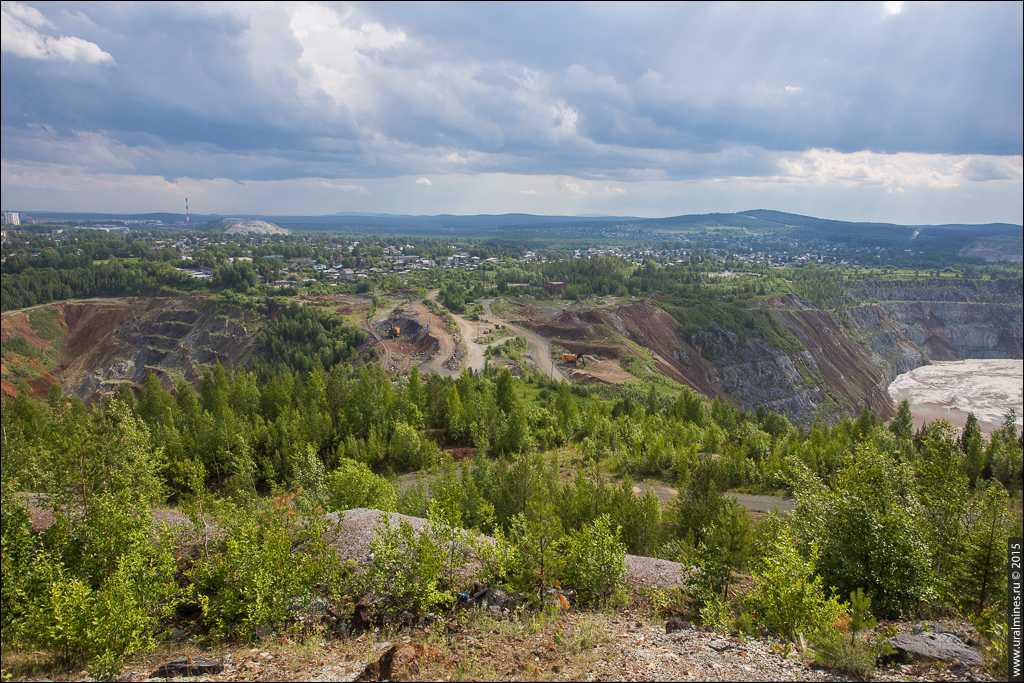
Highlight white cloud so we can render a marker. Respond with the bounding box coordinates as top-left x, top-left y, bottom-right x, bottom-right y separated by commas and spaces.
551, 102, 580, 137
558, 177, 587, 195
0, 1, 113, 64
286, 2, 407, 107
415, 176, 432, 186
775, 148, 1023, 191
883, 1, 904, 17
3, 161, 1021, 224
